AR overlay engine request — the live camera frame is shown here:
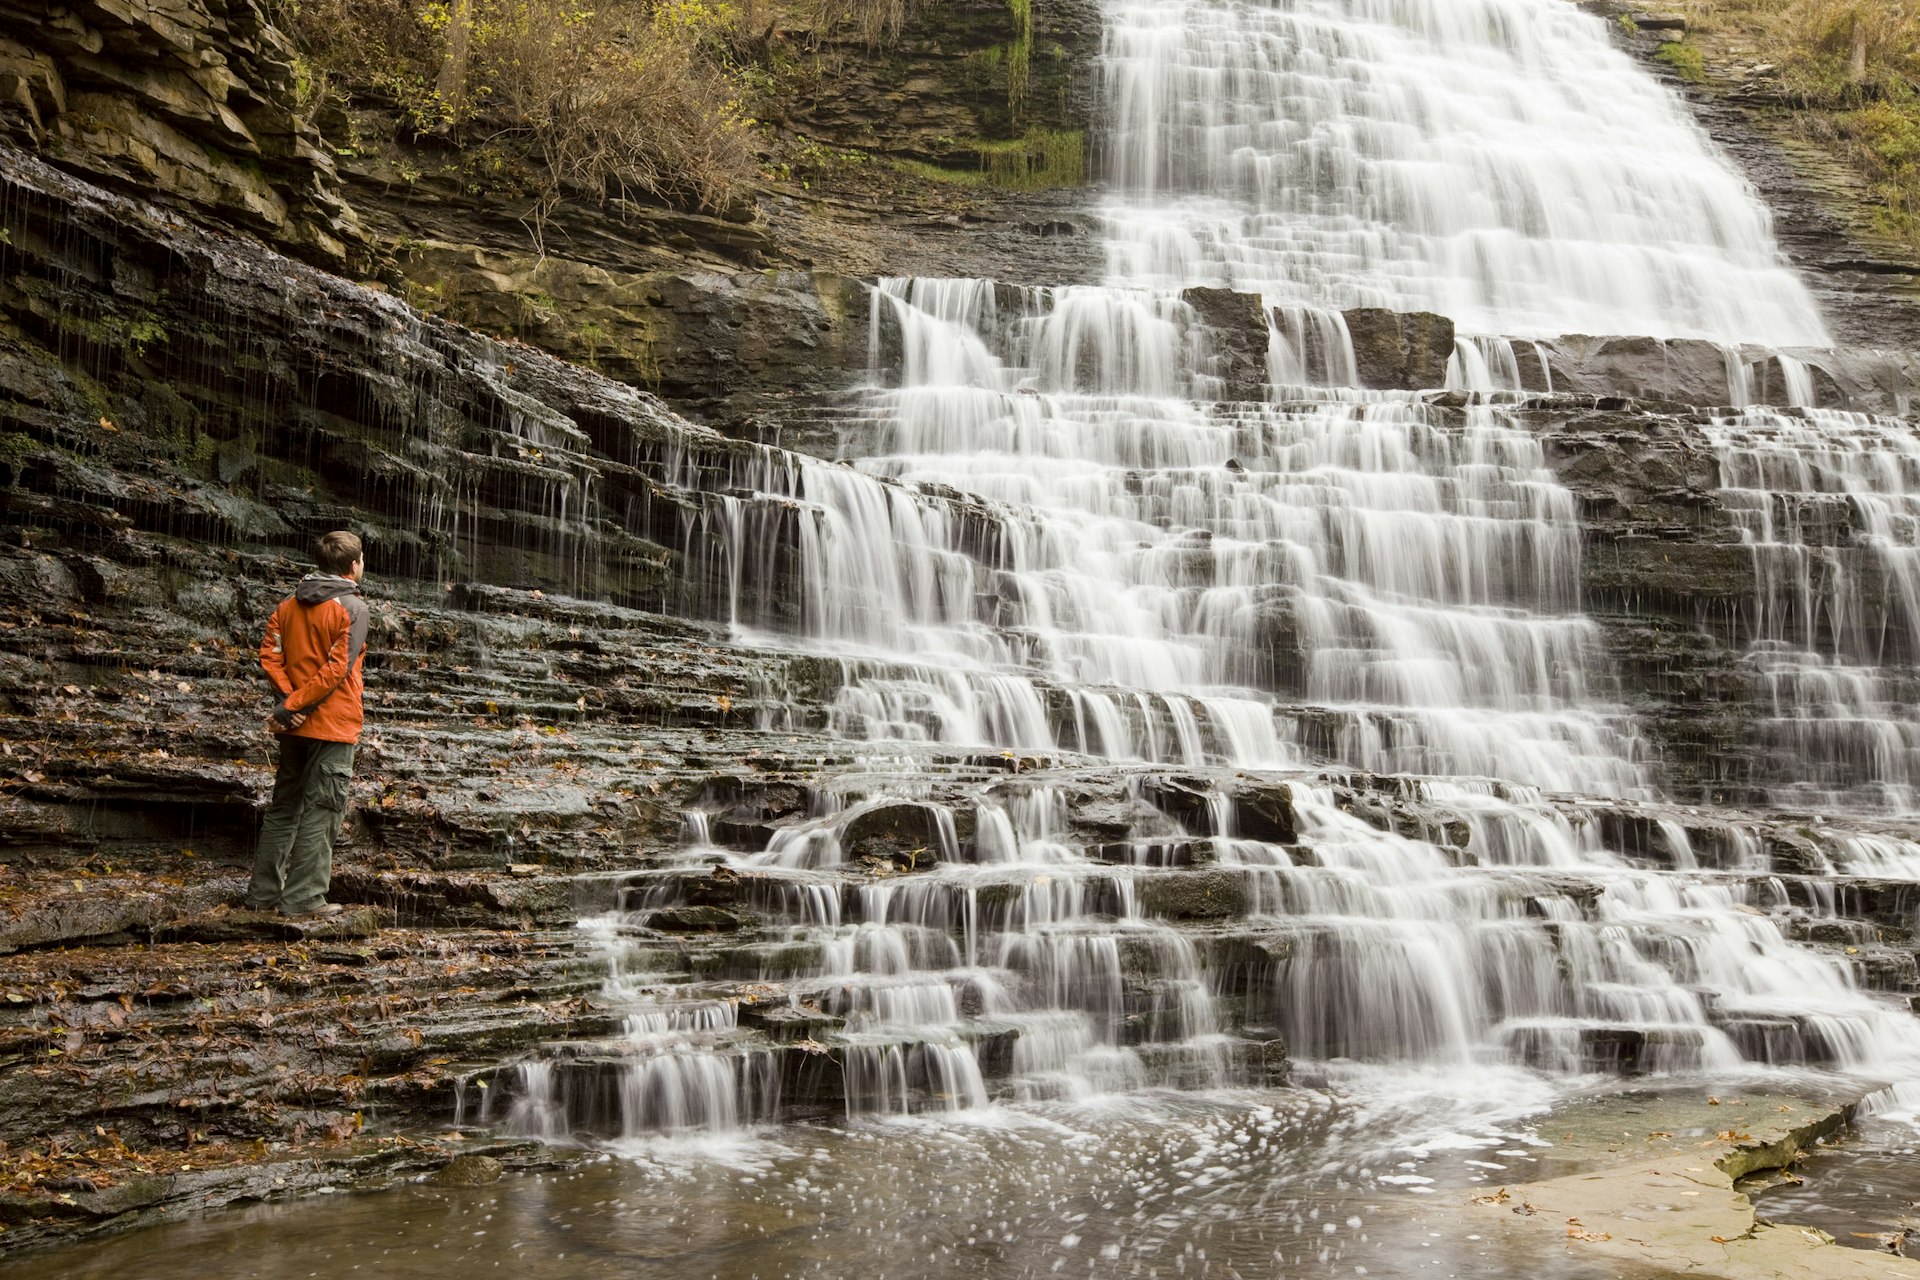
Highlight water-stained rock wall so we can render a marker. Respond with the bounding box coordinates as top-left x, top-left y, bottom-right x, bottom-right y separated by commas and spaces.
0, 0, 365, 269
